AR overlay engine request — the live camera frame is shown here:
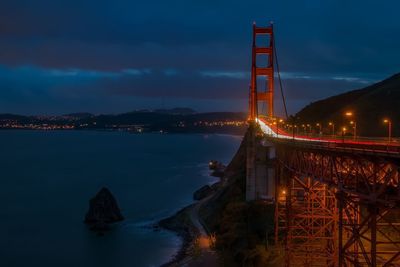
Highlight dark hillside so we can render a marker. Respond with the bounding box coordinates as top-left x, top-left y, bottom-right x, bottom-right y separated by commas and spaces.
293, 73, 400, 136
